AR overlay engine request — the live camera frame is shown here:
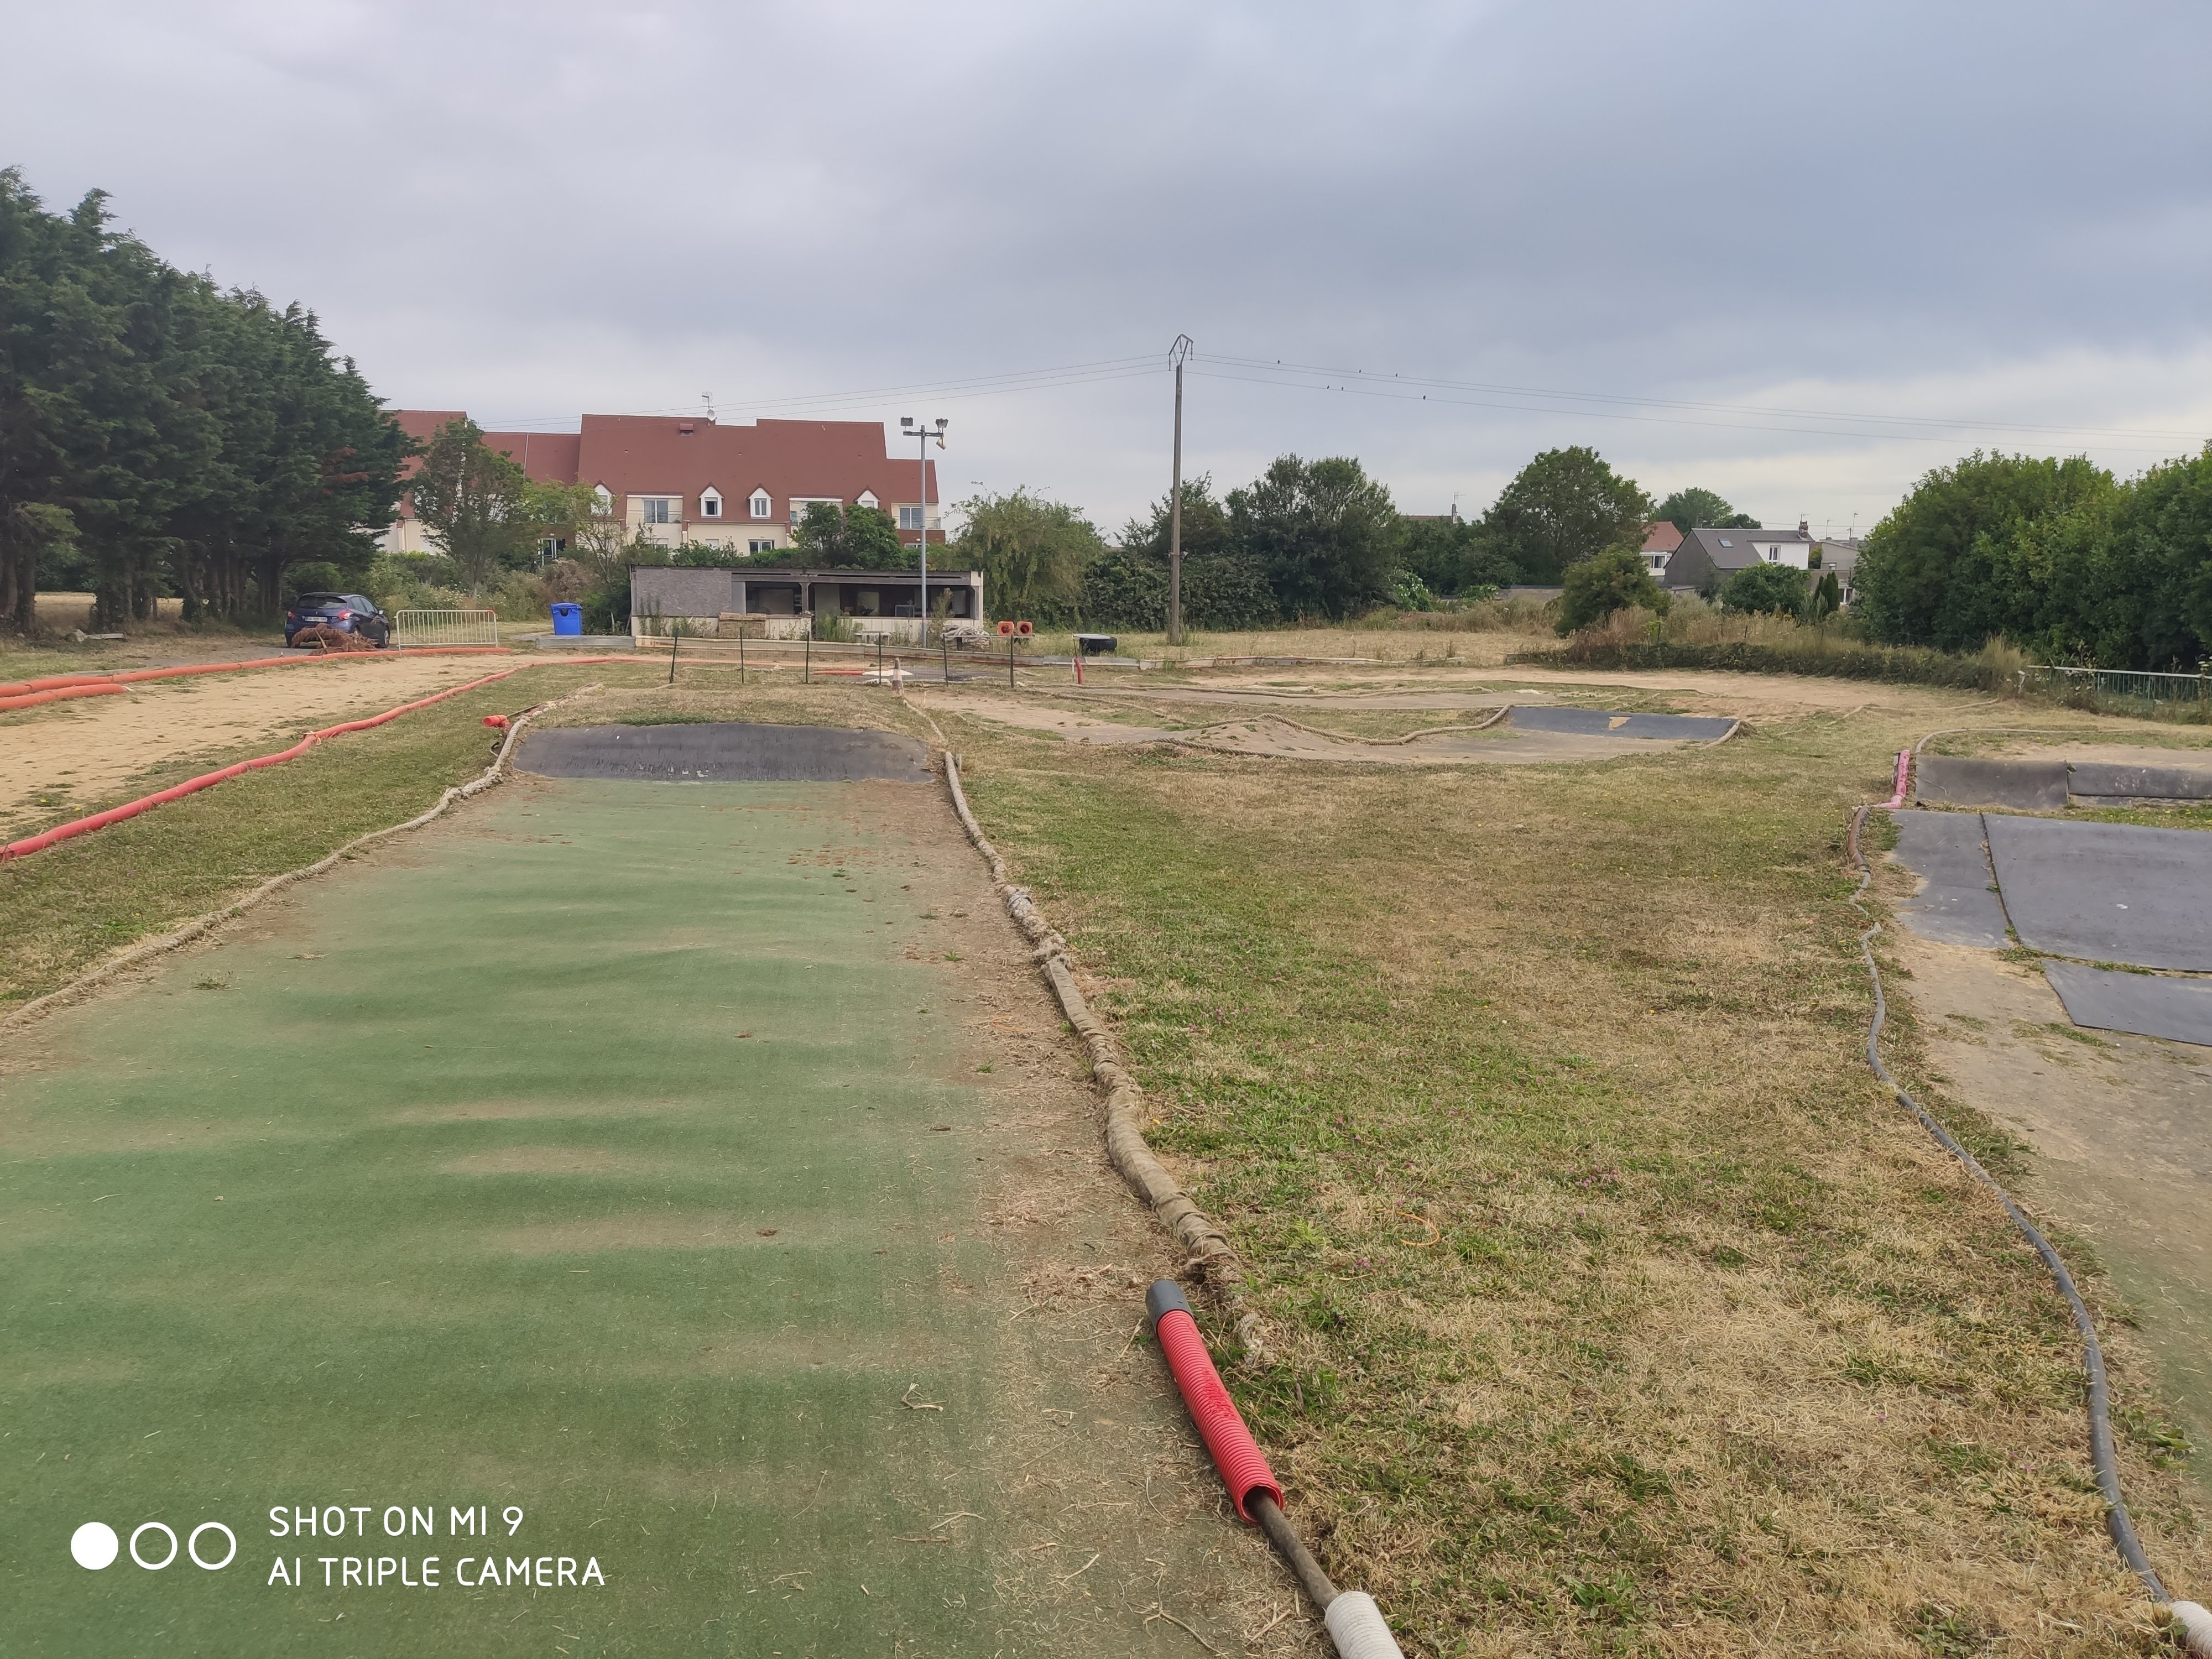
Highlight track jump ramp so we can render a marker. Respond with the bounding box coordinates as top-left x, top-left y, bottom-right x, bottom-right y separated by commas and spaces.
1887, 811, 2010, 949
1888, 809, 2212, 1044
521, 721, 931, 783
1983, 815, 2212, 972
1503, 706, 1739, 740
1917, 753, 2212, 809
2044, 962, 2212, 1048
